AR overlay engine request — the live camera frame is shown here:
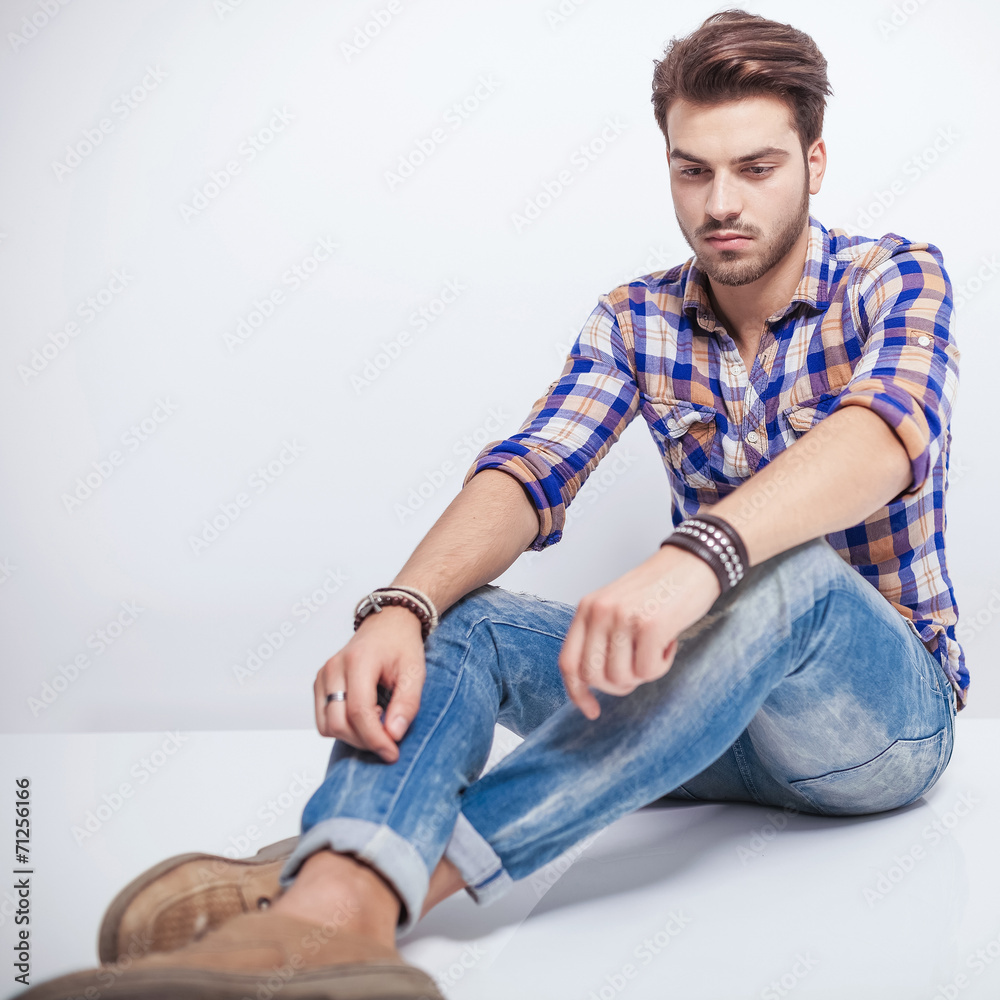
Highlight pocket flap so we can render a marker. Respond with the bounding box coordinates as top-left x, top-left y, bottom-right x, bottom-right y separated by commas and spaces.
779, 392, 842, 435
648, 399, 719, 439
